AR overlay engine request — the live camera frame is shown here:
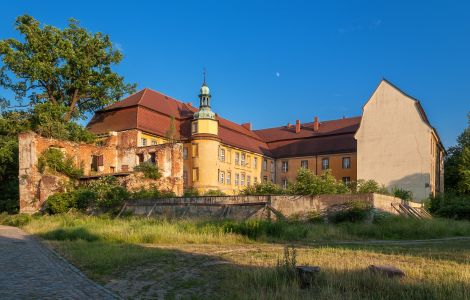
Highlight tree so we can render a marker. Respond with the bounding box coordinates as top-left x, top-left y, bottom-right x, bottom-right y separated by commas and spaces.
288, 168, 349, 196
445, 112, 470, 194
0, 15, 136, 121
